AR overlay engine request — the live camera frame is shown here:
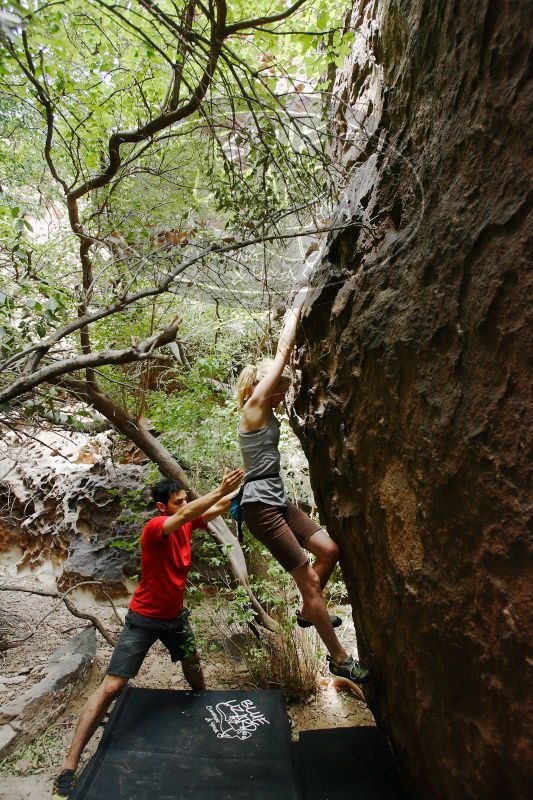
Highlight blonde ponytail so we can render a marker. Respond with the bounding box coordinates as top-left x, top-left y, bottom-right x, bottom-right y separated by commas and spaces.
236, 358, 293, 408
236, 364, 258, 408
